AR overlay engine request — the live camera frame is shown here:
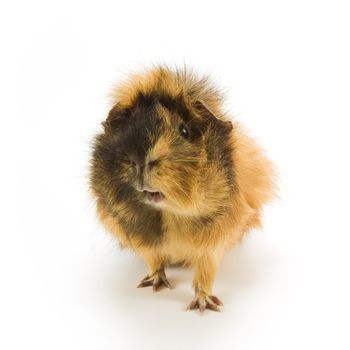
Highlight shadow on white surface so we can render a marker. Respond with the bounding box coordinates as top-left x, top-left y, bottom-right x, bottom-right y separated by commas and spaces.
81, 229, 286, 350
